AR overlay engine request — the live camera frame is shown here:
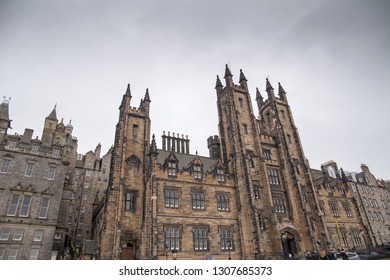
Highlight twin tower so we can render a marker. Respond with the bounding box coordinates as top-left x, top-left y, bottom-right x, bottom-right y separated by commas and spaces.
97, 65, 323, 260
